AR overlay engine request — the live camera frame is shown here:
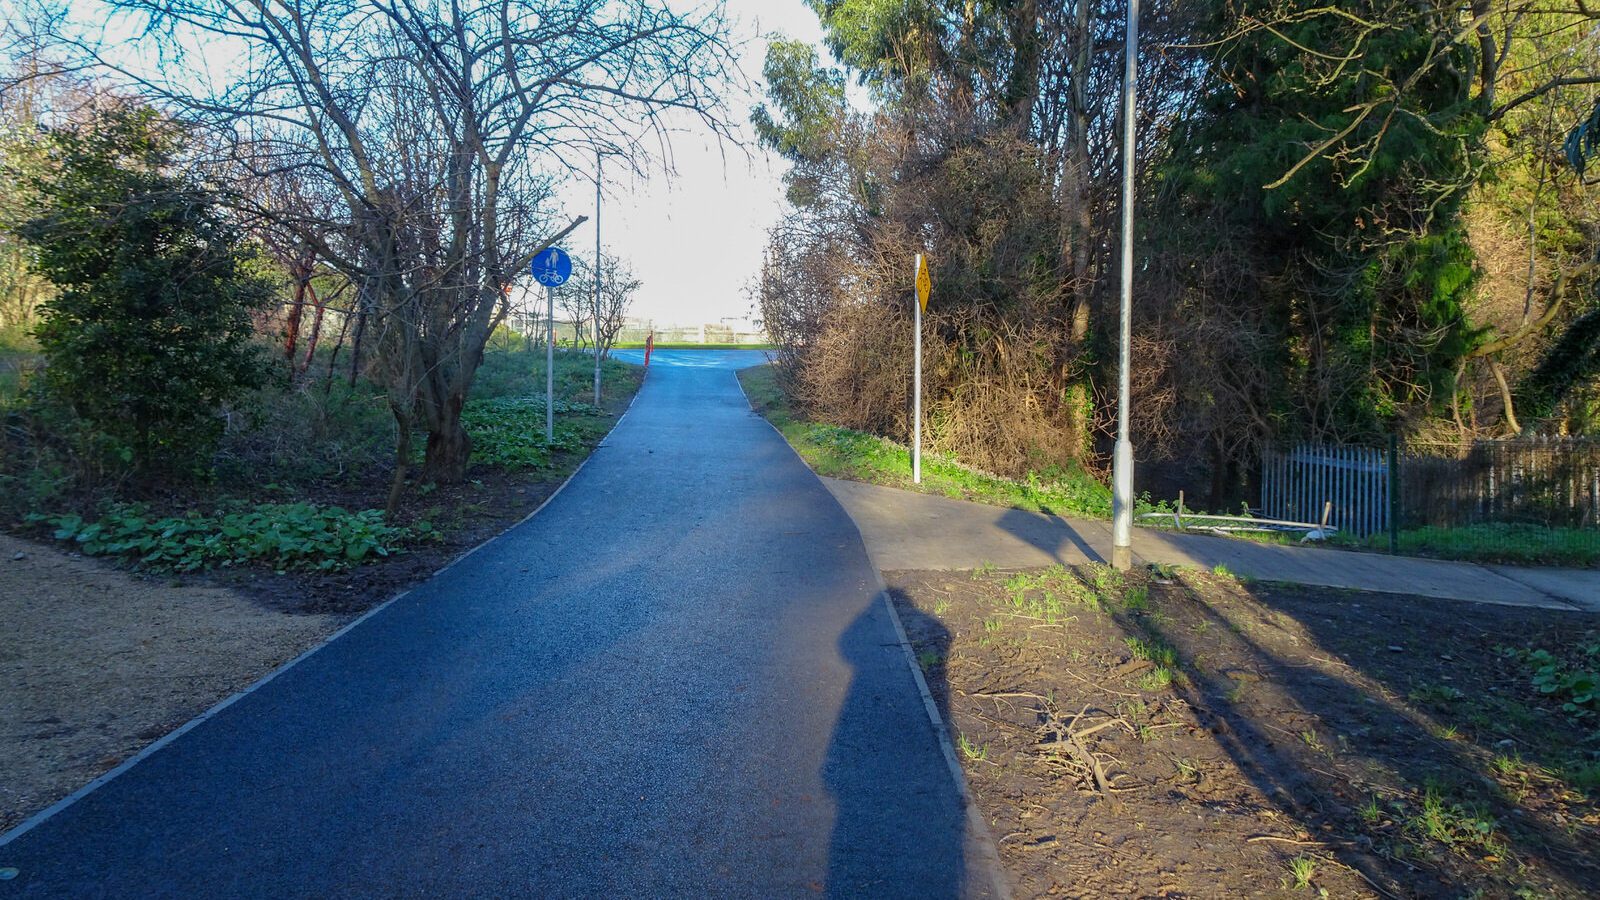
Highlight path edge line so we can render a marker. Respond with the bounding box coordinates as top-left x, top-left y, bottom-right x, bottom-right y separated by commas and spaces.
732, 365, 1013, 900
0, 375, 648, 851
